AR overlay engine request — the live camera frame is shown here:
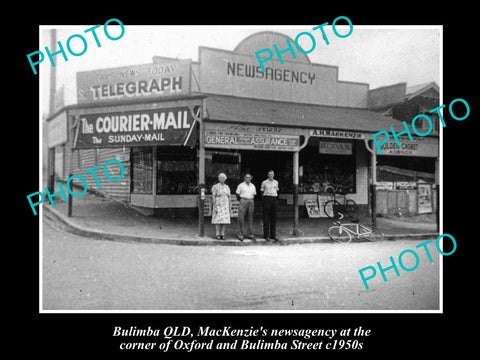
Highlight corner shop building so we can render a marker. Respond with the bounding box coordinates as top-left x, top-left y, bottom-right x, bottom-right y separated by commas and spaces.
46, 31, 439, 226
